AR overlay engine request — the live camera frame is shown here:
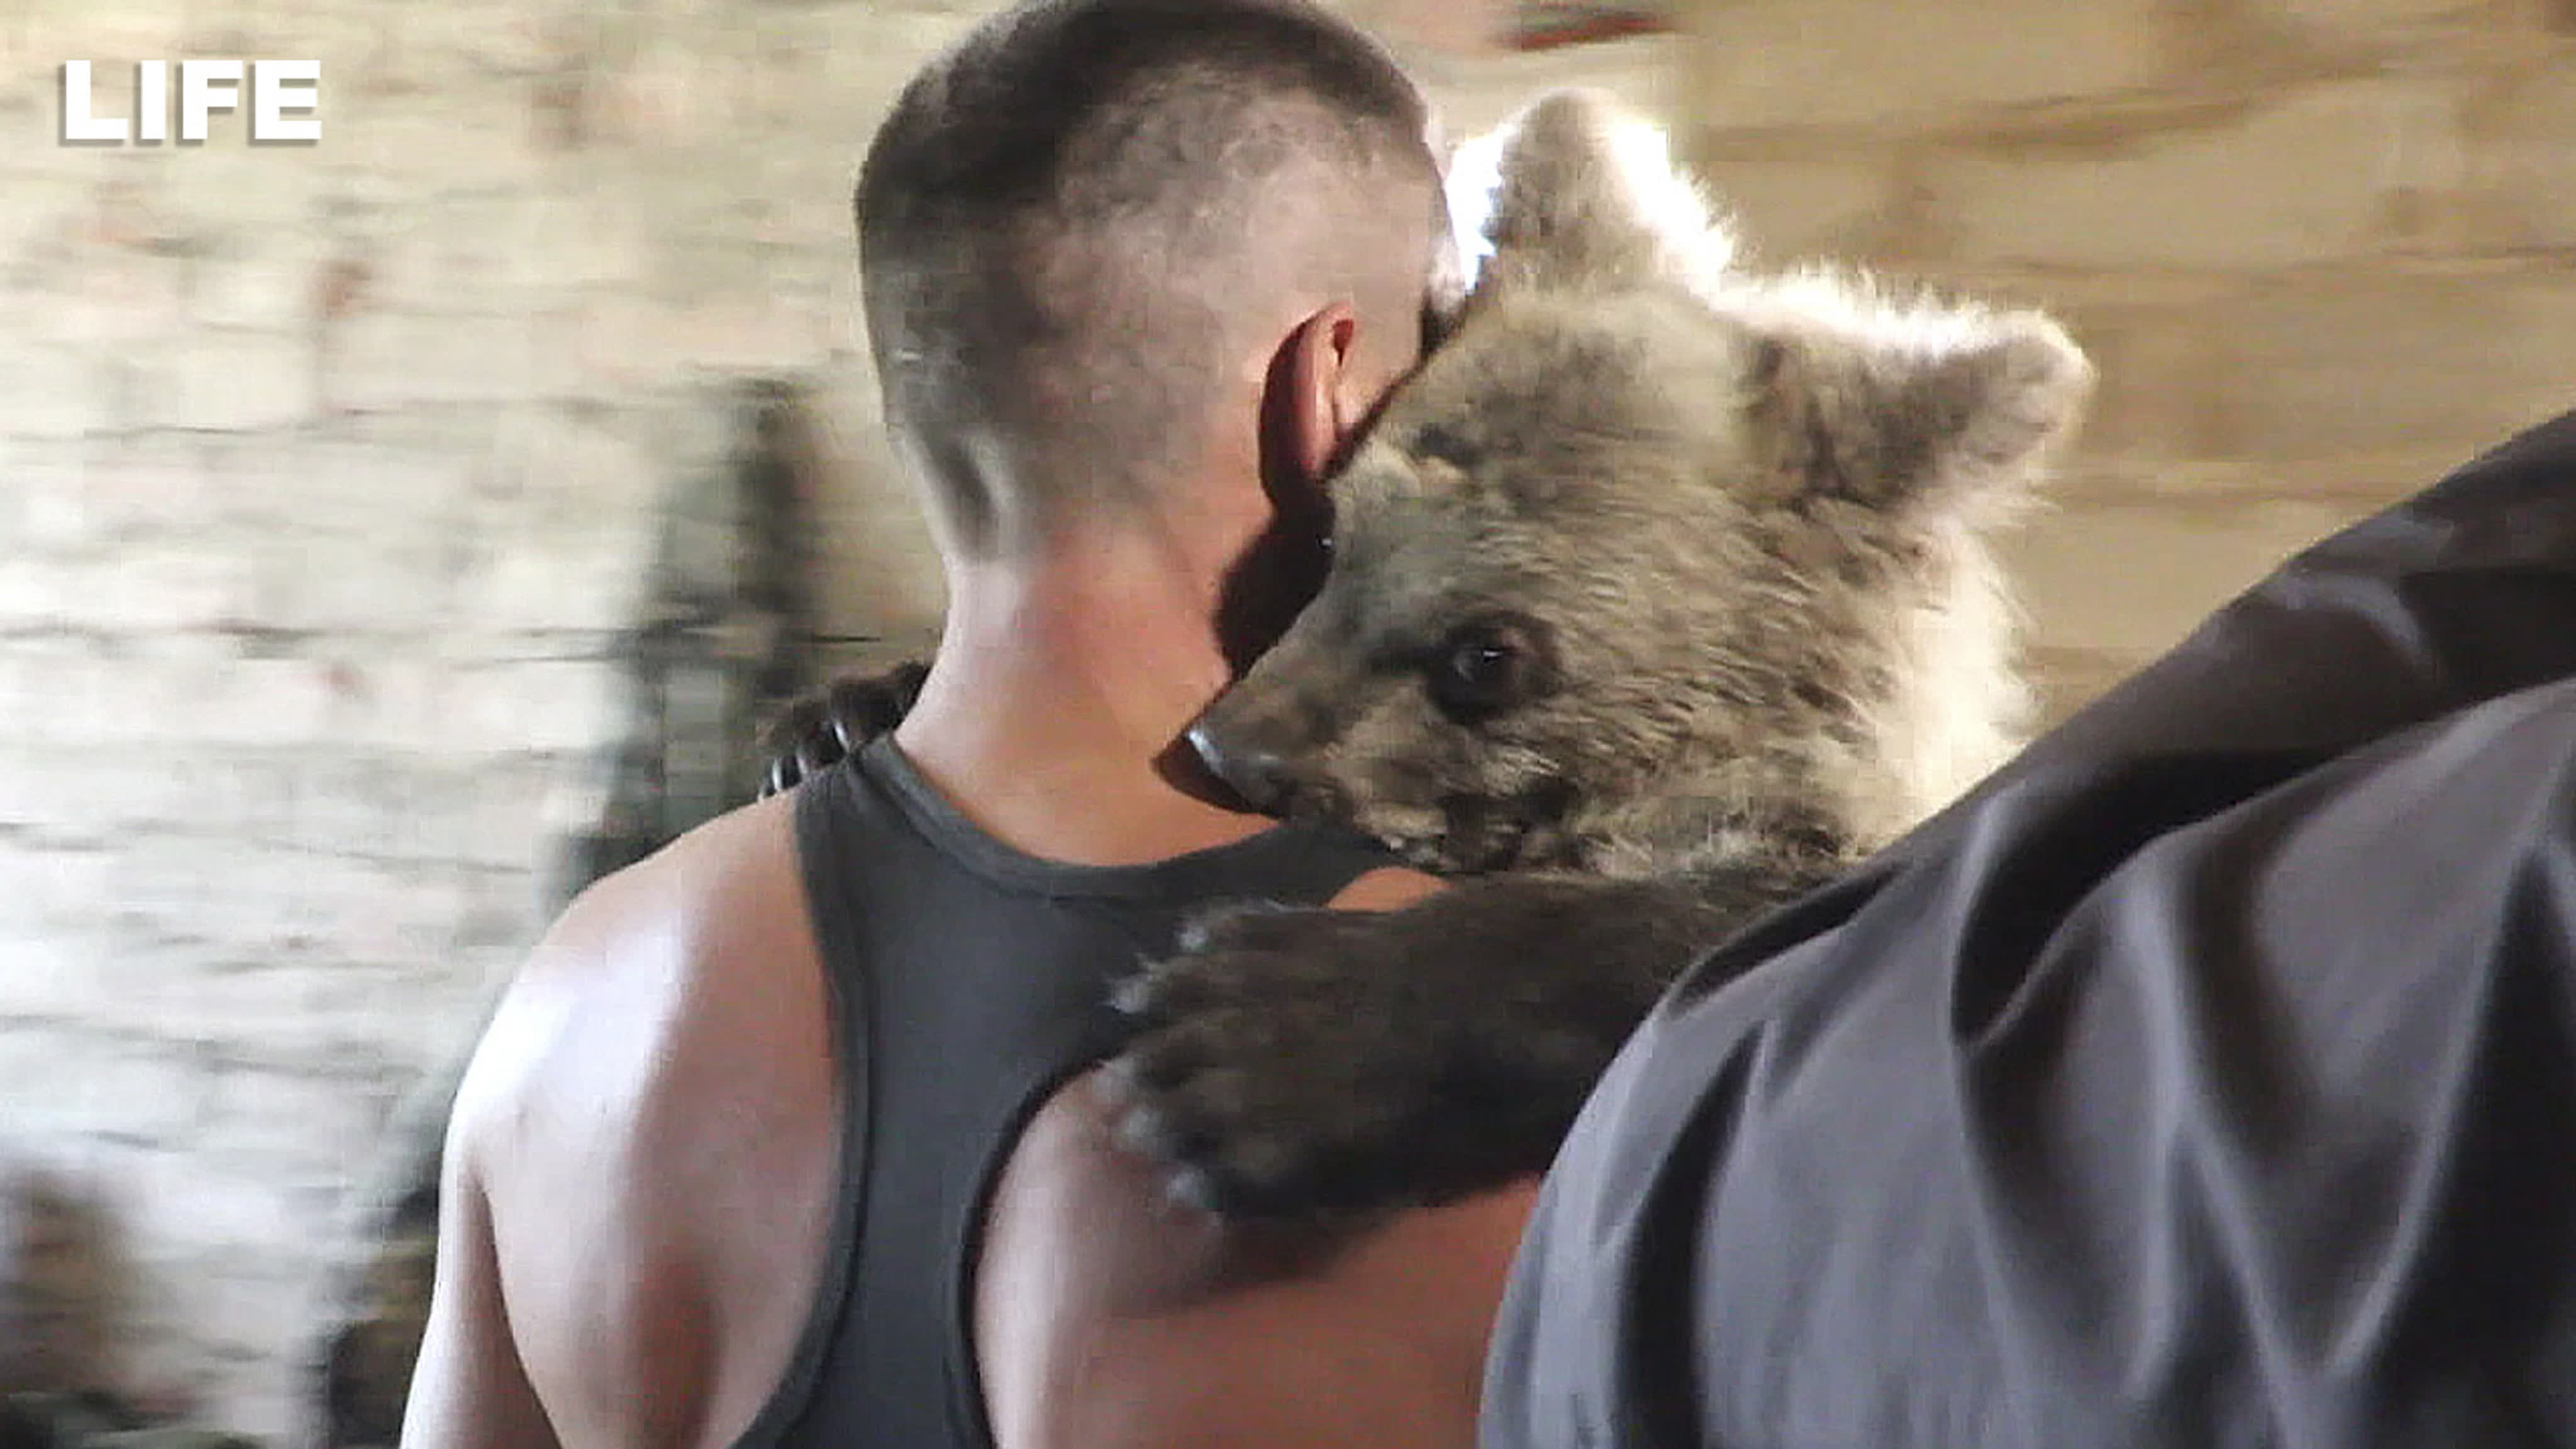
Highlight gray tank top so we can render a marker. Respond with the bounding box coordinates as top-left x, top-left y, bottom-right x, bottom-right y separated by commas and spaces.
733, 737, 1396, 1449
